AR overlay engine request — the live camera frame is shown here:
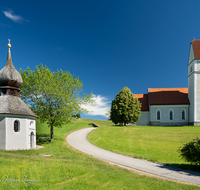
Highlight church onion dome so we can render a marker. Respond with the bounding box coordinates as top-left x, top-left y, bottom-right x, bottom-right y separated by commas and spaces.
0, 40, 22, 88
